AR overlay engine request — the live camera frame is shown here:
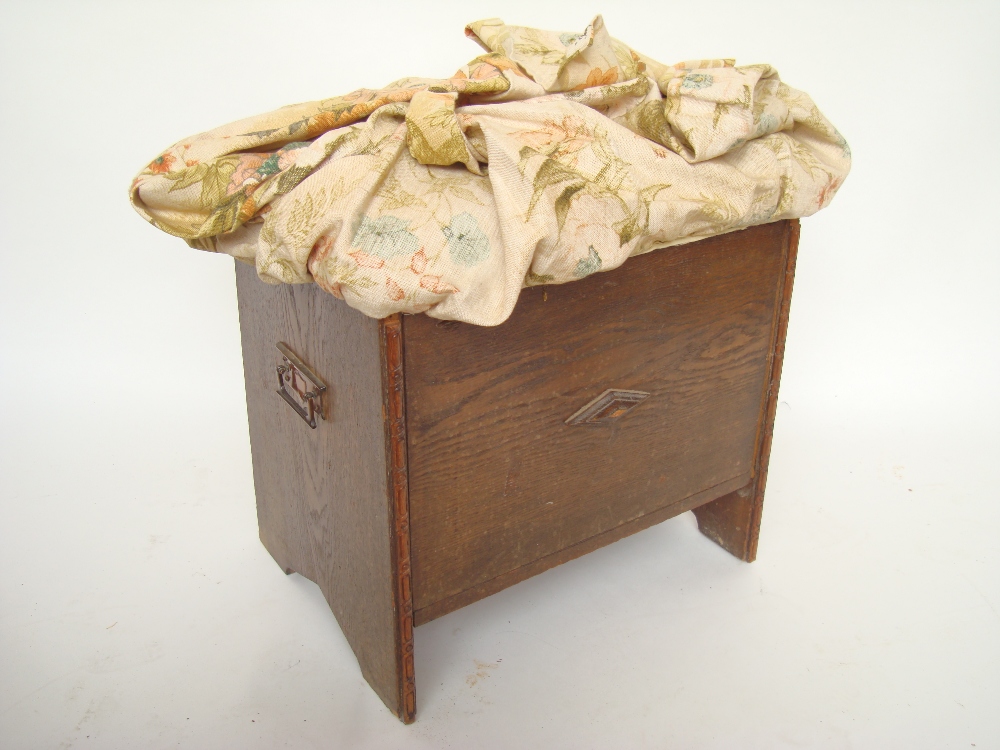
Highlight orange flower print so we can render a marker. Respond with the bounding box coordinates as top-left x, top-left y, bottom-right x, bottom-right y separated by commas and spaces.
349, 249, 385, 269
308, 111, 342, 135
483, 54, 529, 78
227, 154, 268, 196
571, 67, 619, 91
468, 62, 500, 81
514, 115, 594, 164
307, 234, 336, 275
148, 152, 175, 174
246, 202, 273, 224
322, 281, 345, 299
238, 195, 258, 222
386, 278, 405, 301
630, 50, 646, 74
457, 54, 528, 84
419, 275, 459, 294
816, 175, 843, 209
313, 274, 345, 299
308, 90, 379, 135
409, 249, 428, 274
305, 232, 341, 297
